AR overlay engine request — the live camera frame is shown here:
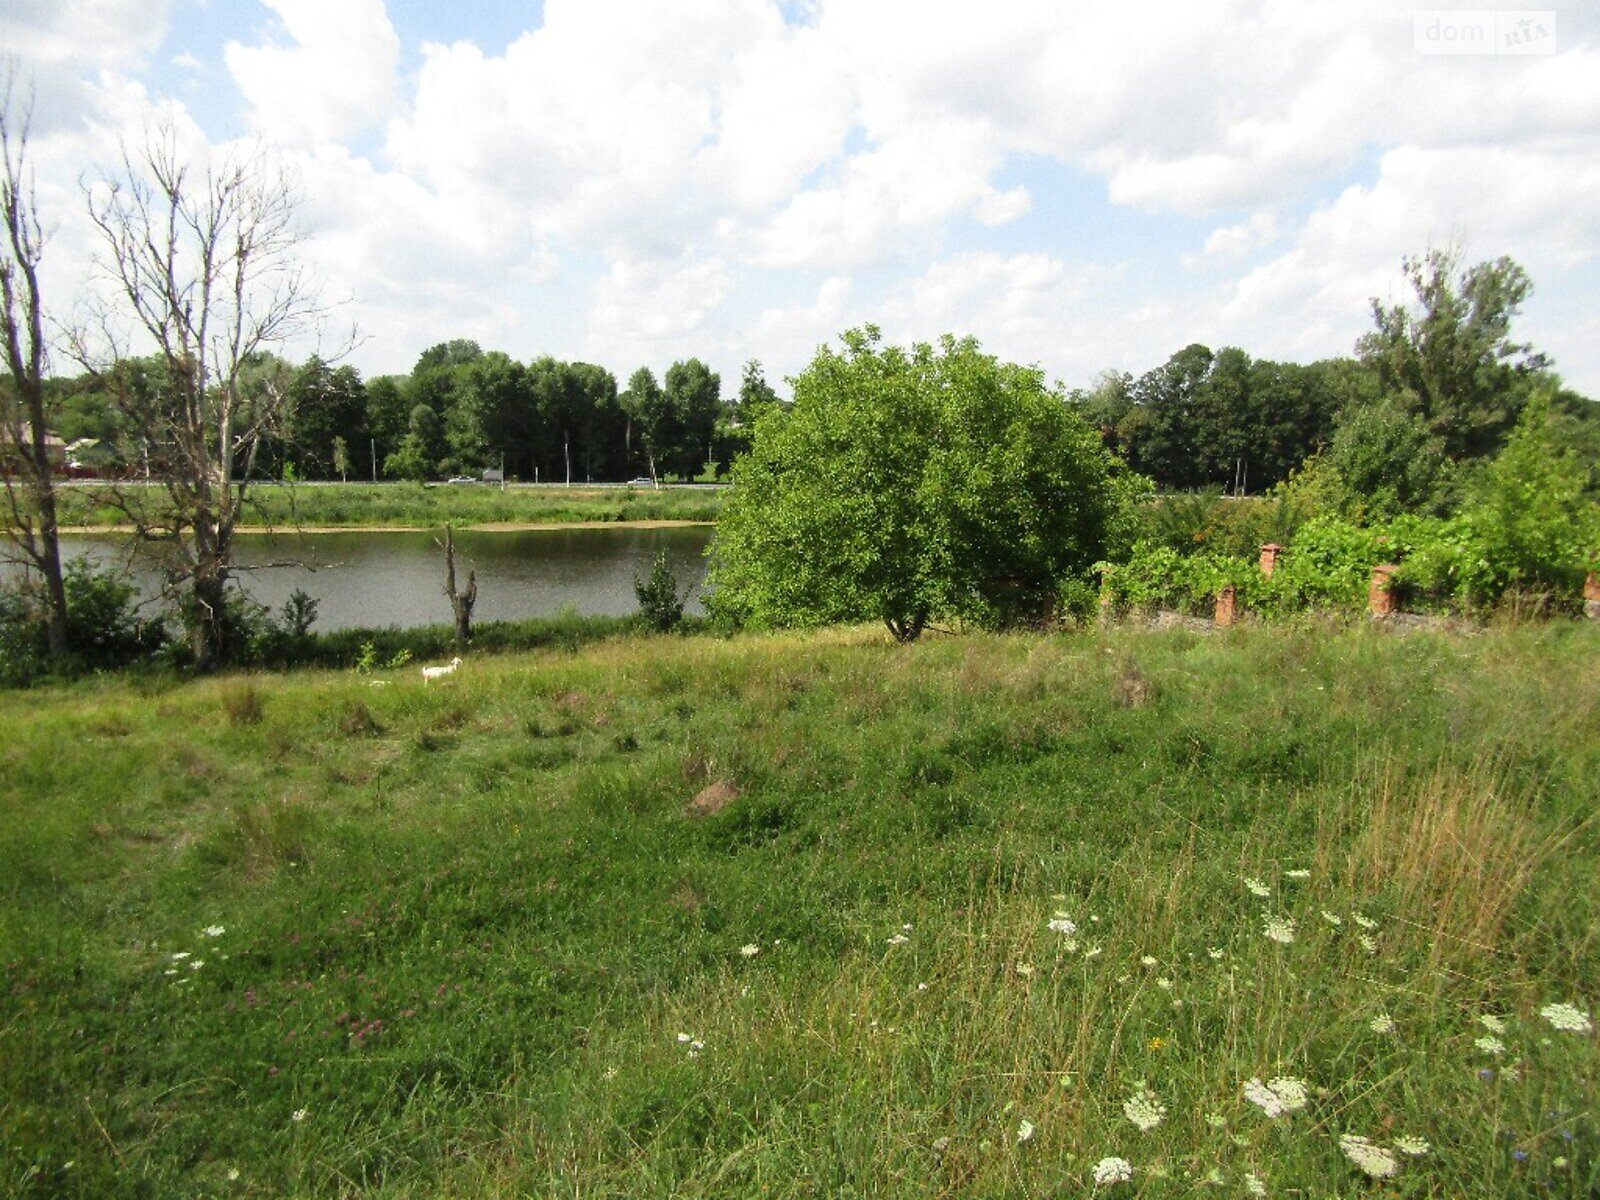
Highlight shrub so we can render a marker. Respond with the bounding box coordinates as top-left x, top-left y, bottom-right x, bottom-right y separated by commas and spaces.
634, 552, 687, 633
